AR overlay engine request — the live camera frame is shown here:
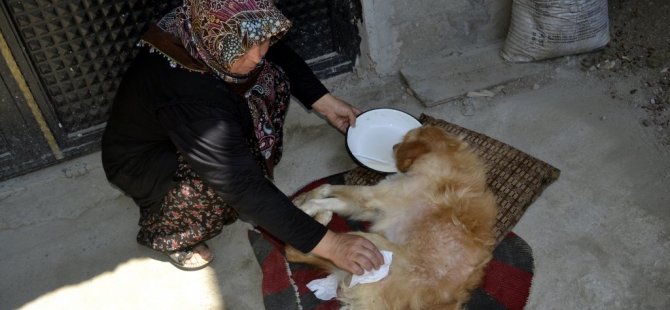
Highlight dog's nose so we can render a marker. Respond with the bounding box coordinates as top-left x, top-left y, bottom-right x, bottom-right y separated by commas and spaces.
392, 143, 399, 150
